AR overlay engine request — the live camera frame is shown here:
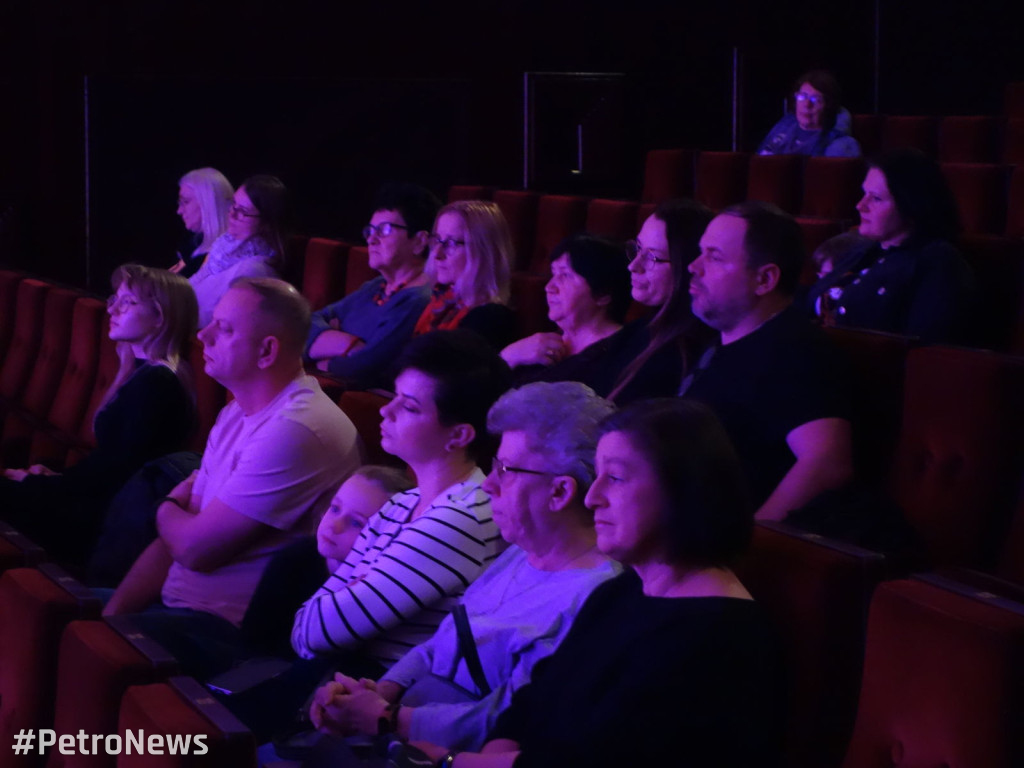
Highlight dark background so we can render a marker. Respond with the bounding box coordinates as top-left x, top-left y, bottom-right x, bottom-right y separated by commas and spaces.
0, 0, 1020, 291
